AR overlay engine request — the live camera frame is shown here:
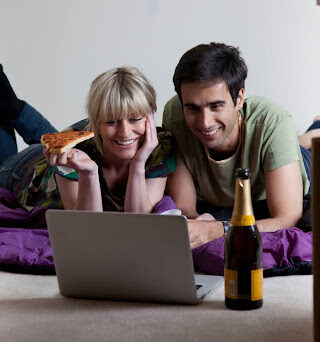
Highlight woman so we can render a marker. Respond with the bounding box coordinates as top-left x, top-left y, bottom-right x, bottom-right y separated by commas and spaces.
0, 65, 175, 212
